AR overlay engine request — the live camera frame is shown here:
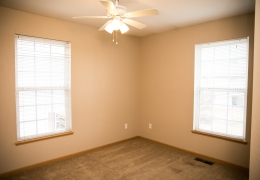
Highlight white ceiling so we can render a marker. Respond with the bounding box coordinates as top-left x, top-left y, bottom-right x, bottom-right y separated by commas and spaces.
0, 0, 255, 37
